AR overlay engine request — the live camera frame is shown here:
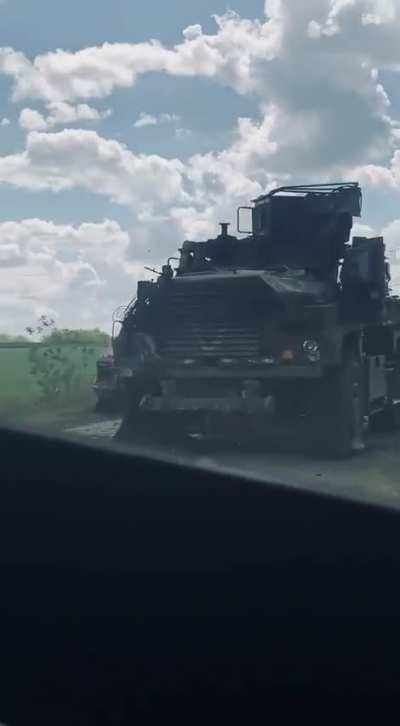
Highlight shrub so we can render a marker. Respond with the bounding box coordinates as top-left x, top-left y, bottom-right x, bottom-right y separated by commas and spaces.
26, 317, 100, 406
